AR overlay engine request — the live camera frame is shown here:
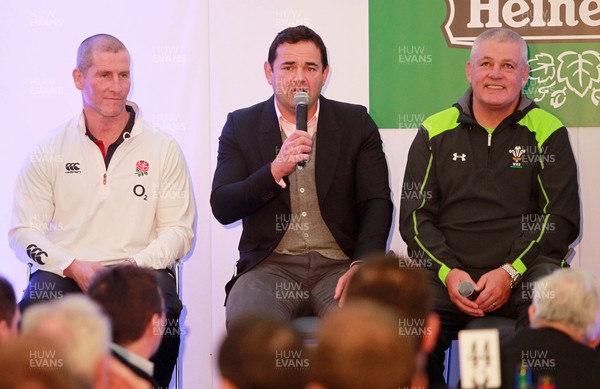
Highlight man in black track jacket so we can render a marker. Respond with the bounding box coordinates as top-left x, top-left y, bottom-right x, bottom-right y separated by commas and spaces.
400, 28, 580, 388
